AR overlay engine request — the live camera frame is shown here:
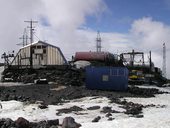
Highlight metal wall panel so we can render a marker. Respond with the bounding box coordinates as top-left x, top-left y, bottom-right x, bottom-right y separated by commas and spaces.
86, 66, 129, 91
47, 45, 65, 65
11, 46, 30, 66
